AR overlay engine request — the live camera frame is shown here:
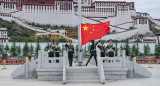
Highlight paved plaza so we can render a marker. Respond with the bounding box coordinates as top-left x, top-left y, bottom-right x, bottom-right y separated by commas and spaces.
0, 64, 160, 86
